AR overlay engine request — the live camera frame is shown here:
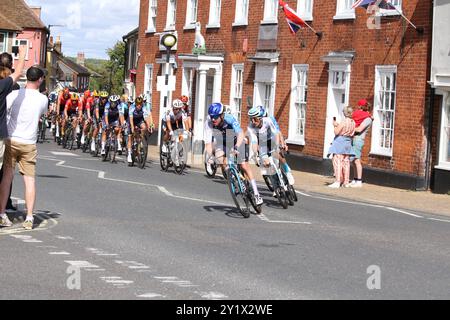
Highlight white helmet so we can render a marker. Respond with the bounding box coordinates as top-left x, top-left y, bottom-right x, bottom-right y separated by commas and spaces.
172, 99, 184, 109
